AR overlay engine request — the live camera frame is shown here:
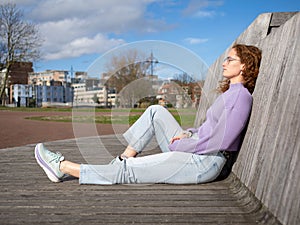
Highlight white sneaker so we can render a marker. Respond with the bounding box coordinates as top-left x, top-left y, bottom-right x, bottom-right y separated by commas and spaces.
34, 143, 65, 182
